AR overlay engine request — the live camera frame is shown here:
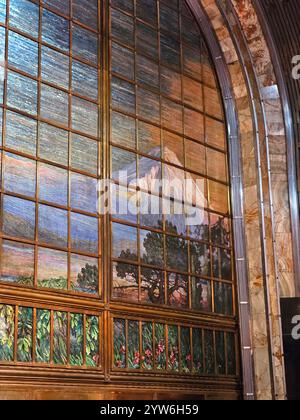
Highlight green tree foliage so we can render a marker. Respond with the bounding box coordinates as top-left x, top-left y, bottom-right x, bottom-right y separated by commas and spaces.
0, 305, 14, 361
77, 263, 98, 293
